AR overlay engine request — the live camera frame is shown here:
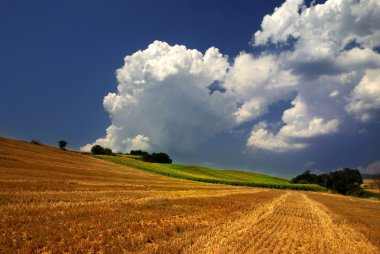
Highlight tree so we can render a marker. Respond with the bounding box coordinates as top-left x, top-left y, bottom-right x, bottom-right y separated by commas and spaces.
291, 170, 318, 184
142, 152, 172, 164
330, 168, 363, 195
58, 140, 67, 150
316, 173, 333, 188
130, 150, 149, 157
91, 145, 114, 155
91, 145, 106, 155
291, 168, 363, 196
104, 148, 114, 156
